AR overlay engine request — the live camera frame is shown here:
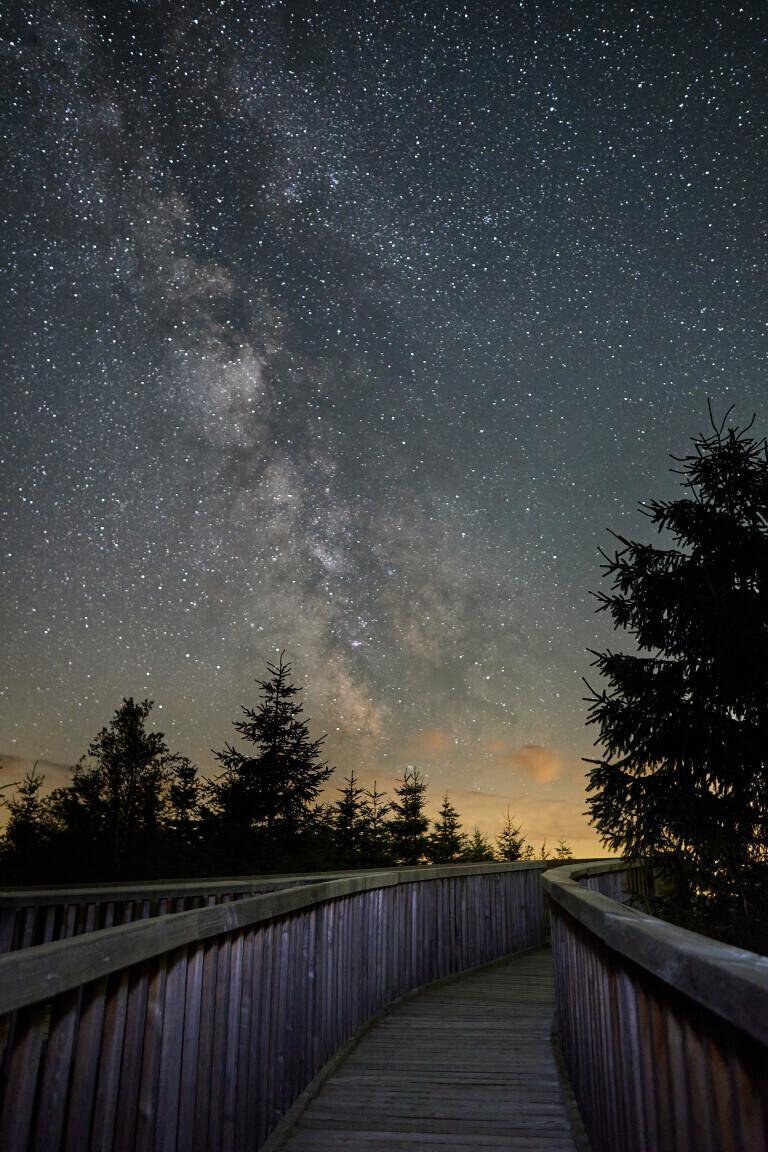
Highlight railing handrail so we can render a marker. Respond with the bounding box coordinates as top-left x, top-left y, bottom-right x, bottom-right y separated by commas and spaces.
0, 860, 558, 1017
0, 866, 421, 907
542, 859, 768, 1047
0, 860, 562, 907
